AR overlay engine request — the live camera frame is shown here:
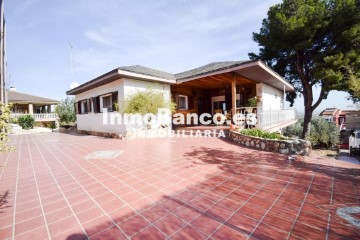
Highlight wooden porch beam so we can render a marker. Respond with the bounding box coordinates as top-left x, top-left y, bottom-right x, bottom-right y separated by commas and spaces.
231, 74, 236, 121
